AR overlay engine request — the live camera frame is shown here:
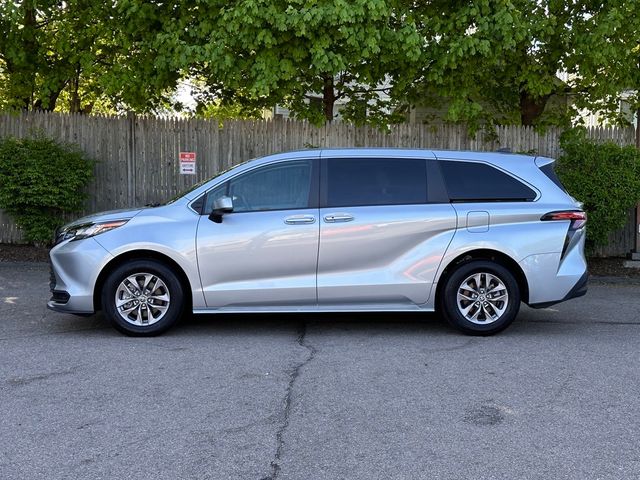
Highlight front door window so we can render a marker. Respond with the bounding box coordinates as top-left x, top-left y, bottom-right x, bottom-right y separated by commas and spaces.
204, 160, 313, 213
